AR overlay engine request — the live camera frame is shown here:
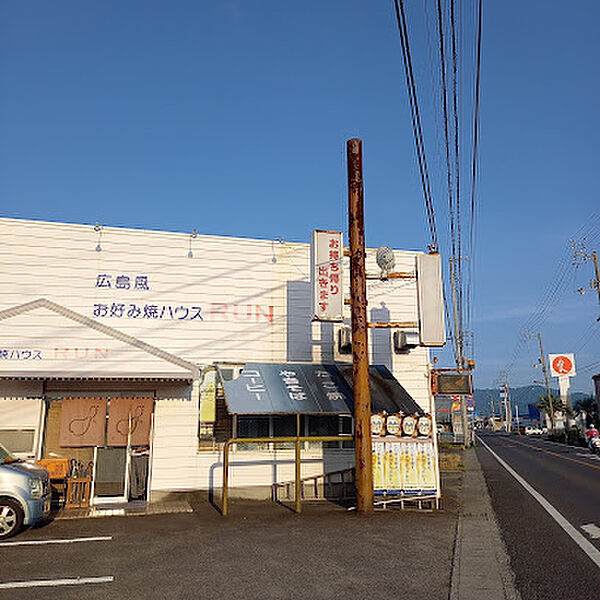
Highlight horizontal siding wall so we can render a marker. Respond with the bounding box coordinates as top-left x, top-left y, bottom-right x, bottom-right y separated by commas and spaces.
151, 395, 200, 492
2, 219, 436, 491
0, 308, 192, 377
151, 398, 354, 493
0, 217, 431, 405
